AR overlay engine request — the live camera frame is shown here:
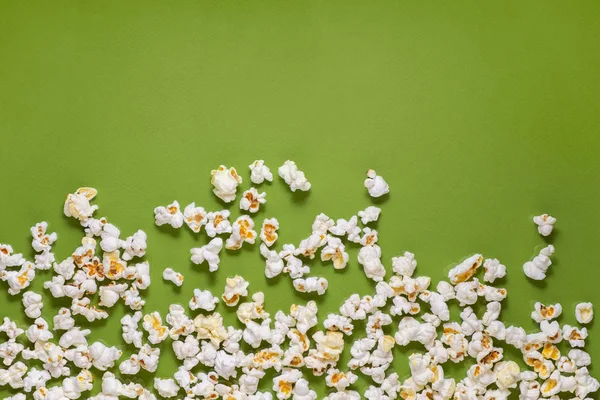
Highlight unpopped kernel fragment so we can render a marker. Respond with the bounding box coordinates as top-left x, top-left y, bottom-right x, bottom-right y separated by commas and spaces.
364, 169, 389, 198
240, 187, 267, 213
162, 267, 184, 287
533, 213, 556, 237
154, 200, 184, 228
575, 302, 594, 324
211, 165, 242, 203
249, 159, 273, 184
278, 160, 311, 192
